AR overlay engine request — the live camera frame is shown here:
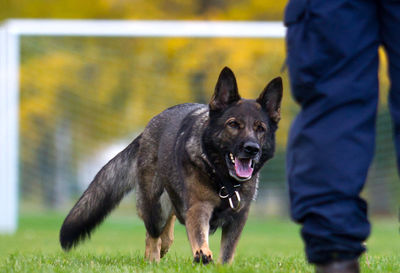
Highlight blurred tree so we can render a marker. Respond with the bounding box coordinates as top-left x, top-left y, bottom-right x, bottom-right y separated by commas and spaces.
1, 0, 288, 20
18, 36, 295, 207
